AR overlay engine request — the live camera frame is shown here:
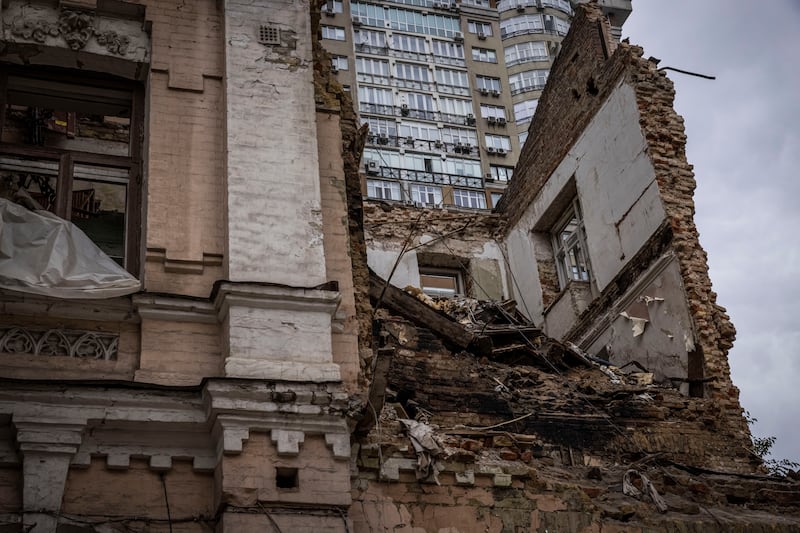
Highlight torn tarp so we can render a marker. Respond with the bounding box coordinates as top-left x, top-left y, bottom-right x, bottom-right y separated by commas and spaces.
399, 419, 443, 484
0, 199, 140, 299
